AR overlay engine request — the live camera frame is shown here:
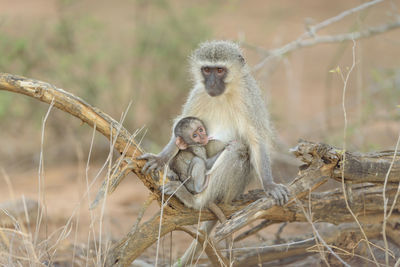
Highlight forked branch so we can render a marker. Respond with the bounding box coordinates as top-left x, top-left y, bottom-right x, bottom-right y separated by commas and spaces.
2, 73, 400, 266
